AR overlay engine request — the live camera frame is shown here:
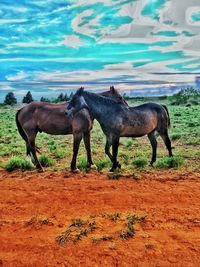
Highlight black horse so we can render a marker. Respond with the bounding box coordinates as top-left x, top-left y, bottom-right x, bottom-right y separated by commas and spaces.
66, 87, 173, 172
